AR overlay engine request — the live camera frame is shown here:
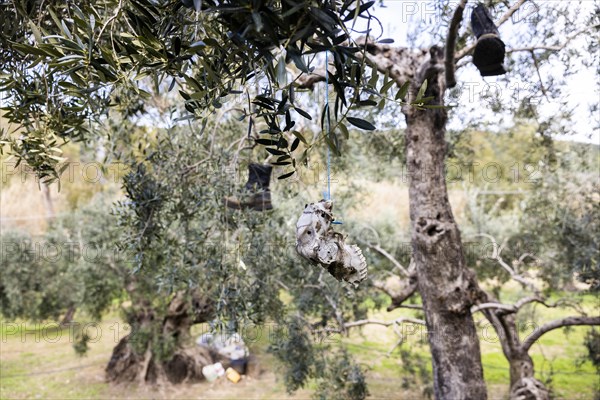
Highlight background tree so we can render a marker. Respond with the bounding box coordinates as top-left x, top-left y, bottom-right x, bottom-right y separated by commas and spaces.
0, 197, 123, 326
